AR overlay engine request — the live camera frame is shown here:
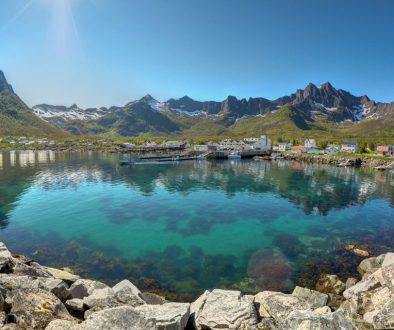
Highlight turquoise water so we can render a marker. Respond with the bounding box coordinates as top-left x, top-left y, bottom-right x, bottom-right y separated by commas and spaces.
0, 151, 393, 298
